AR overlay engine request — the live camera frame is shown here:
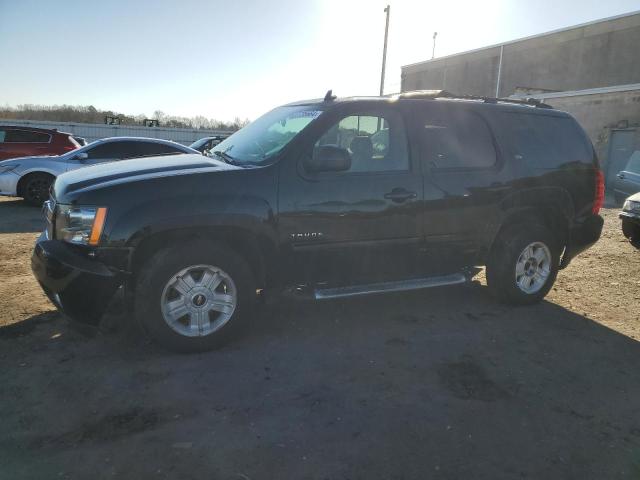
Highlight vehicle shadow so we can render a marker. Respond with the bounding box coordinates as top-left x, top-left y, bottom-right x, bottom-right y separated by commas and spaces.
0, 198, 43, 234
2, 283, 640, 479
